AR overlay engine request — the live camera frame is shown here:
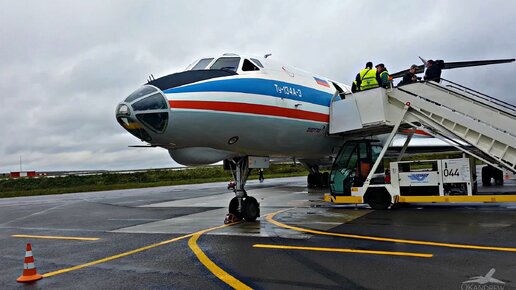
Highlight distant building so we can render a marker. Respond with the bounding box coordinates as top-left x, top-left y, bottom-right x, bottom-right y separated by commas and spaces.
10, 171, 37, 178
